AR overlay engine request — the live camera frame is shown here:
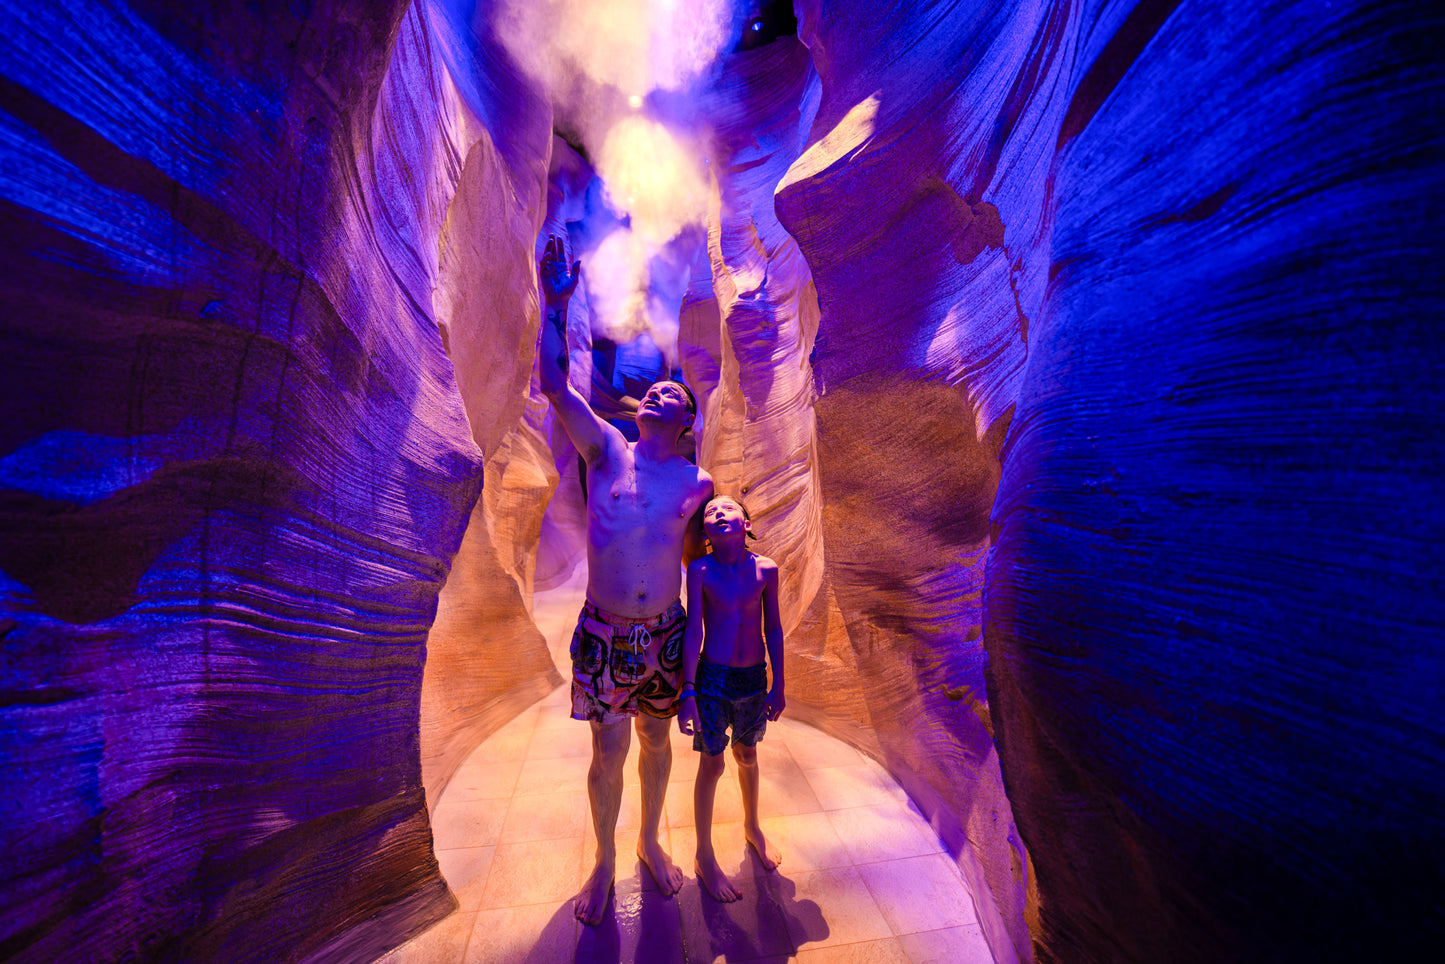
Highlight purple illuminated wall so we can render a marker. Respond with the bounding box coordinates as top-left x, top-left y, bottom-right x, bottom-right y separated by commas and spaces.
2, 1, 1441, 962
